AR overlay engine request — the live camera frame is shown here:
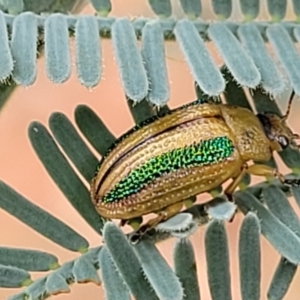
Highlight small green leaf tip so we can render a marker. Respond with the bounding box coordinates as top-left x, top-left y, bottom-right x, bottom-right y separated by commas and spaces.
0, 265, 31, 288
21, 278, 33, 287
209, 185, 223, 197
49, 262, 60, 270
0, 247, 59, 272
78, 246, 89, 254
